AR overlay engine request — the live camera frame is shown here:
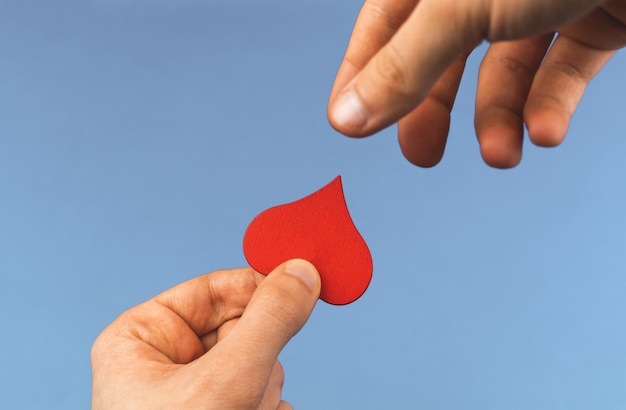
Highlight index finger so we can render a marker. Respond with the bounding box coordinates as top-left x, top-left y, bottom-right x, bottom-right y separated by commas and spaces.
103, 268, 262, 365
153, 267, 263, 336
